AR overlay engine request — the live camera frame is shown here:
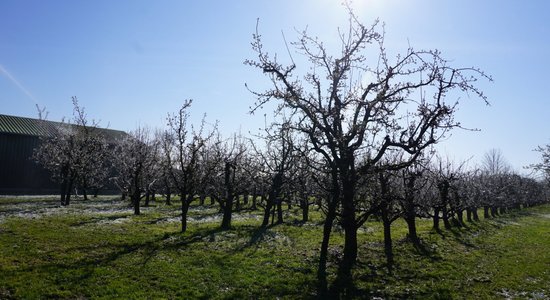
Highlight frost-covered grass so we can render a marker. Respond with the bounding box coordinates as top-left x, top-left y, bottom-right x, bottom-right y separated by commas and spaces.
0, 196, 549, 299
